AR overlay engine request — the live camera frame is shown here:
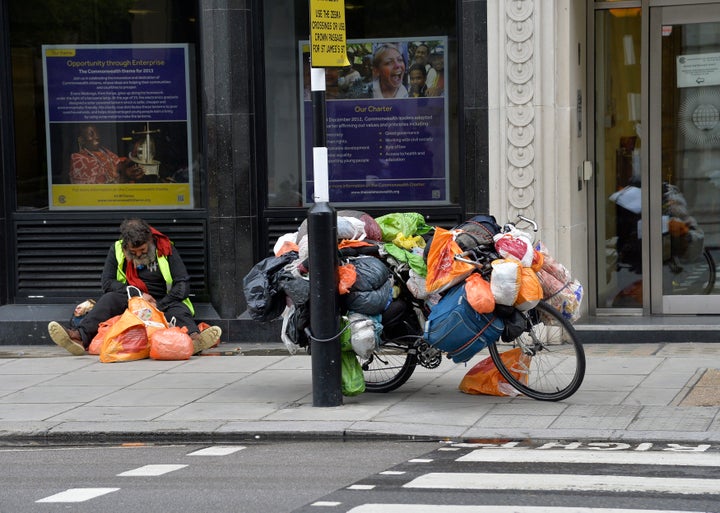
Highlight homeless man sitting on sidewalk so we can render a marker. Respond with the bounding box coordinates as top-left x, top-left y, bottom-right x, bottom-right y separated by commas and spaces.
48, 218, 222, 356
